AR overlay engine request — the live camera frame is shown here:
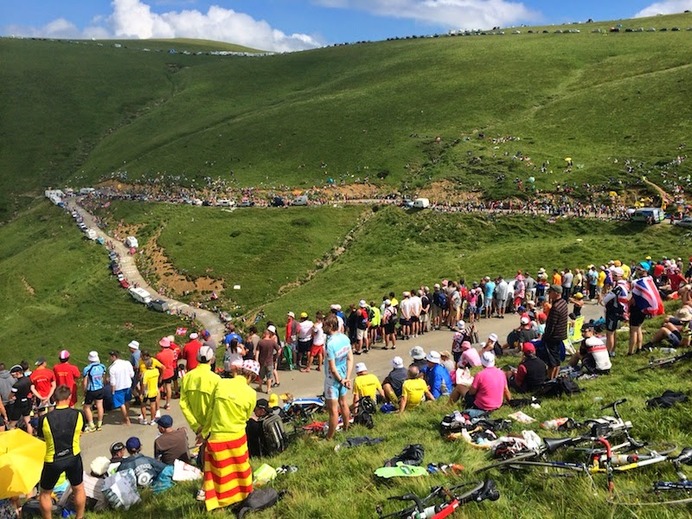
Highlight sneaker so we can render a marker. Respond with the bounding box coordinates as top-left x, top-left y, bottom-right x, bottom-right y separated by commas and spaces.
196, 489, 206, 501
96, 423, 103, 431
85, 424, 97, 433
155, 410, 161, 419
139, 417, 148, 425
